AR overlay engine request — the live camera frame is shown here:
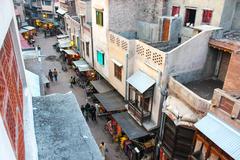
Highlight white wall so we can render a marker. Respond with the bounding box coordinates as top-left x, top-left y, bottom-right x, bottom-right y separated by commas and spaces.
0, 116, 16, 160
0, 0, 15, 48
92, 0, 110, 79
